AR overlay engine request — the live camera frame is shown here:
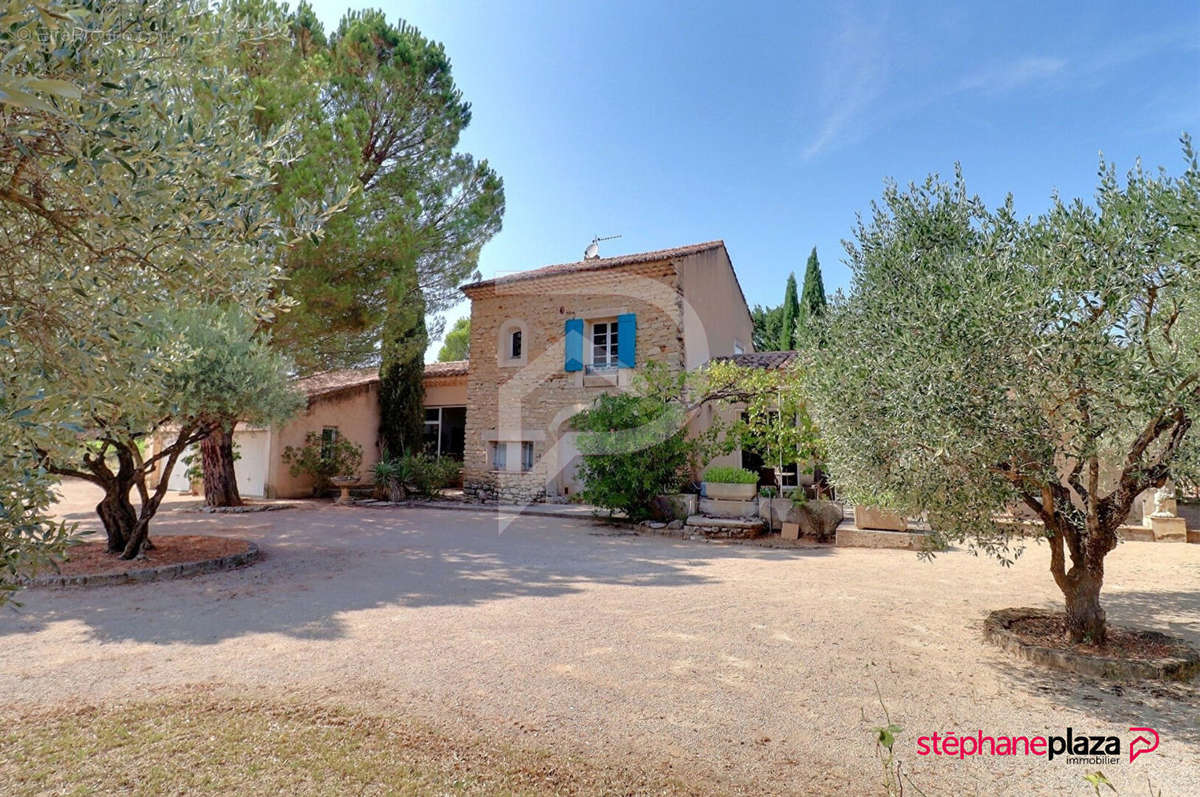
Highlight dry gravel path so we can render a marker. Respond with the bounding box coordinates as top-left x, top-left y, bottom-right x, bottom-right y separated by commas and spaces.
2, 480, 1198, 794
